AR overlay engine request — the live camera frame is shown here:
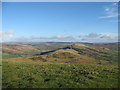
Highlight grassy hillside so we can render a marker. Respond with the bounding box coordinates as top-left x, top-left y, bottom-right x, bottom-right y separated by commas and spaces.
71, 43, 118, 62
3, 60, 118, 88
2, 43, 119, 88
88, 43, 118, 50
2, 43, 69, 59
2, 43, 41, 59
28, 43, 118, 65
